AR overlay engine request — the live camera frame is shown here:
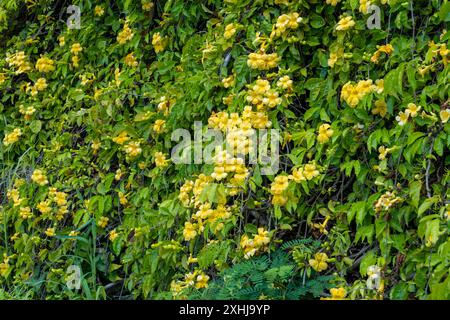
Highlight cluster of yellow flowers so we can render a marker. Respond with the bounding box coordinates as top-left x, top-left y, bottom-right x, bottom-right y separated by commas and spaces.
396, 103, 421, 126
170, 269, 210, 296
341, 79, 384, 107
270, 162, 321, 206
2, 128, 22, 146
270, 12, 302, 38
7, 188, 22, 207
19, 206, 33, 220
152, 32, 167, 53
179, 172, 237, 241
179, 174, 212, 208
19, 105, 36, 120
26, 77, 47, 96
371, 44, 394, 63
240, 228, 271, 259
428, 41, 449, 66
247, 49, 280, 70
246, 78, 284, 110
270, 175, 289, 206
288, 162, 320, 183
31, 169, 49, 186
117, 21, 134, 44
70, 43, 82, 68
336, 16, 355, 31
35, 56, 55, 73
48, 188, 69, 220
6, 51, 32, 74
374, 191, 402, 213
309, 252, 329, 272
